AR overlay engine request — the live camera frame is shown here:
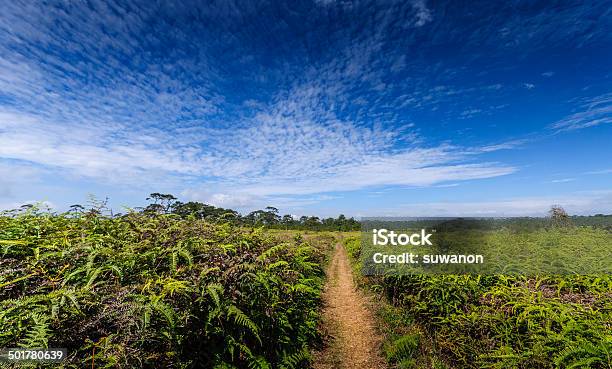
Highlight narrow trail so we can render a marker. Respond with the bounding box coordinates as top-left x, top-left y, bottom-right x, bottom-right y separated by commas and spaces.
313, 243, 386, 369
